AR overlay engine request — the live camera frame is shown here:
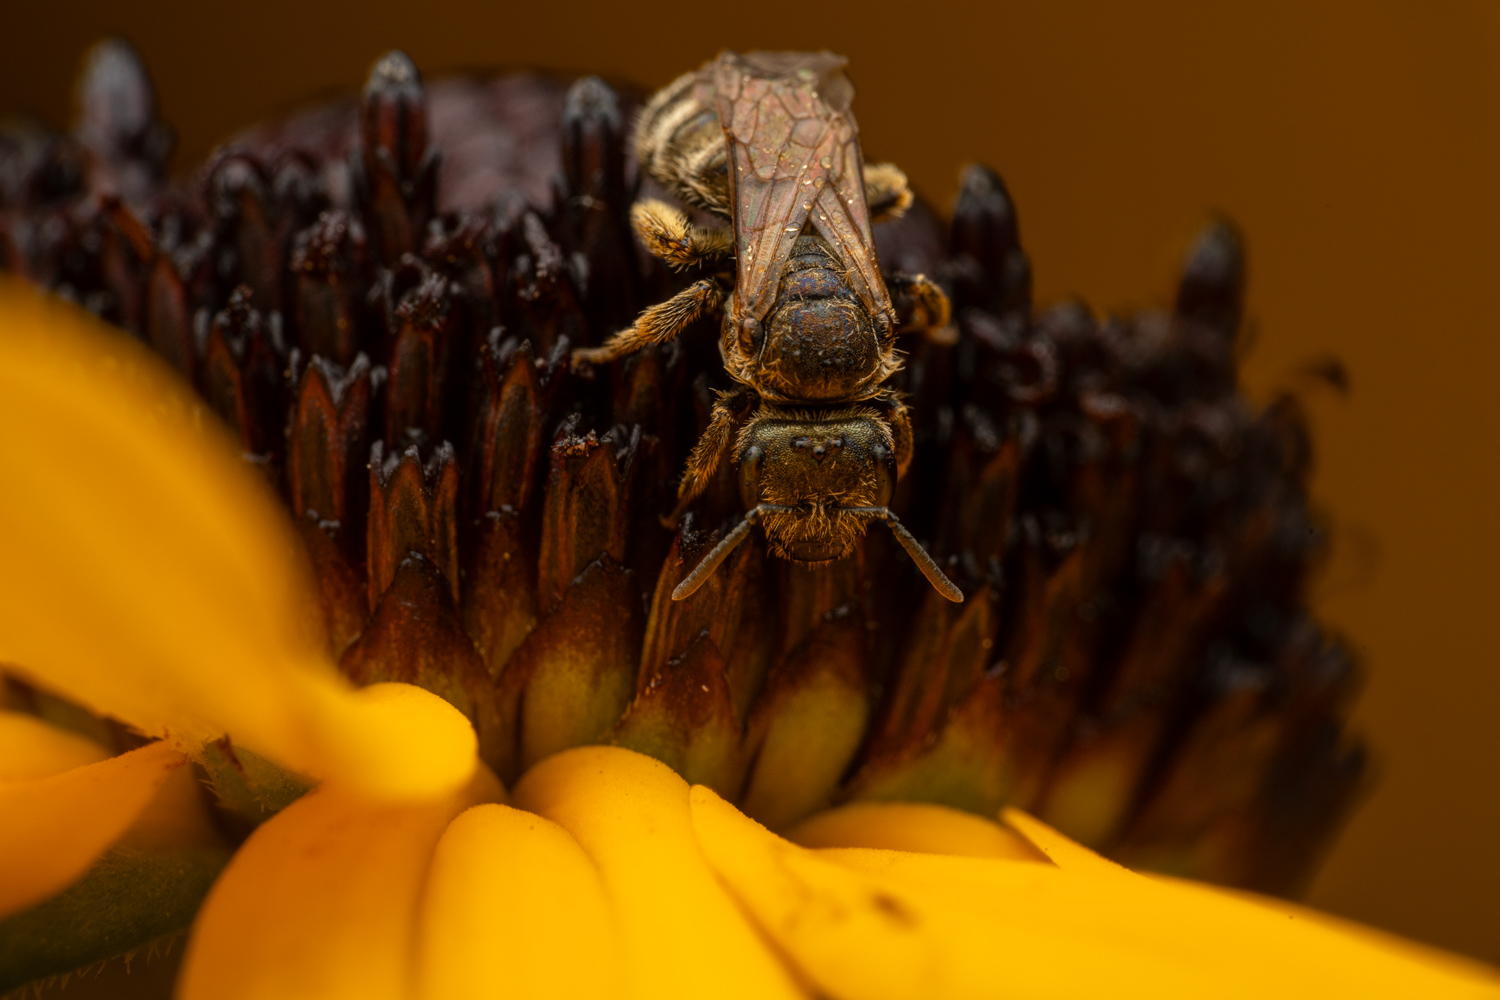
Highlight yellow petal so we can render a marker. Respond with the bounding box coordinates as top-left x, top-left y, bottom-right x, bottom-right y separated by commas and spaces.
823, 847, 1500, 998
695, 786, 1180, 999
0, 739, 186, 918
0, 284, 472, 800
694, 784, 1500, 999
512, 746, 806, 1000
691, 784, 953, 999
178, 746, 502, 1000
1001, 805, 1132, 876
415, 803, 621, 1000
115, 755, 226, 852
0, 710, 109, 782
789, 801, 1047, 861
998, 806, 1500, 991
